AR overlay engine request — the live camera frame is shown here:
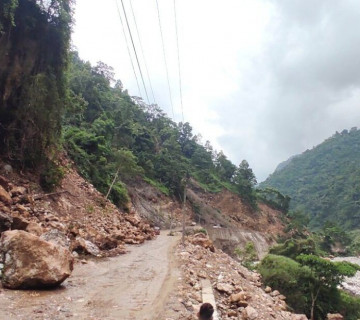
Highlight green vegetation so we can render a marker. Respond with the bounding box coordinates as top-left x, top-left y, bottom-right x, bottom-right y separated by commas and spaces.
61, 52, 259, 207
260, 128, 360, 229
0, 0, 72, 167
270, 238, 321, 259
256, 187, 290, 213
258, 254, 360, 319
0, 1, 260, 209
234, 241, 257, 269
